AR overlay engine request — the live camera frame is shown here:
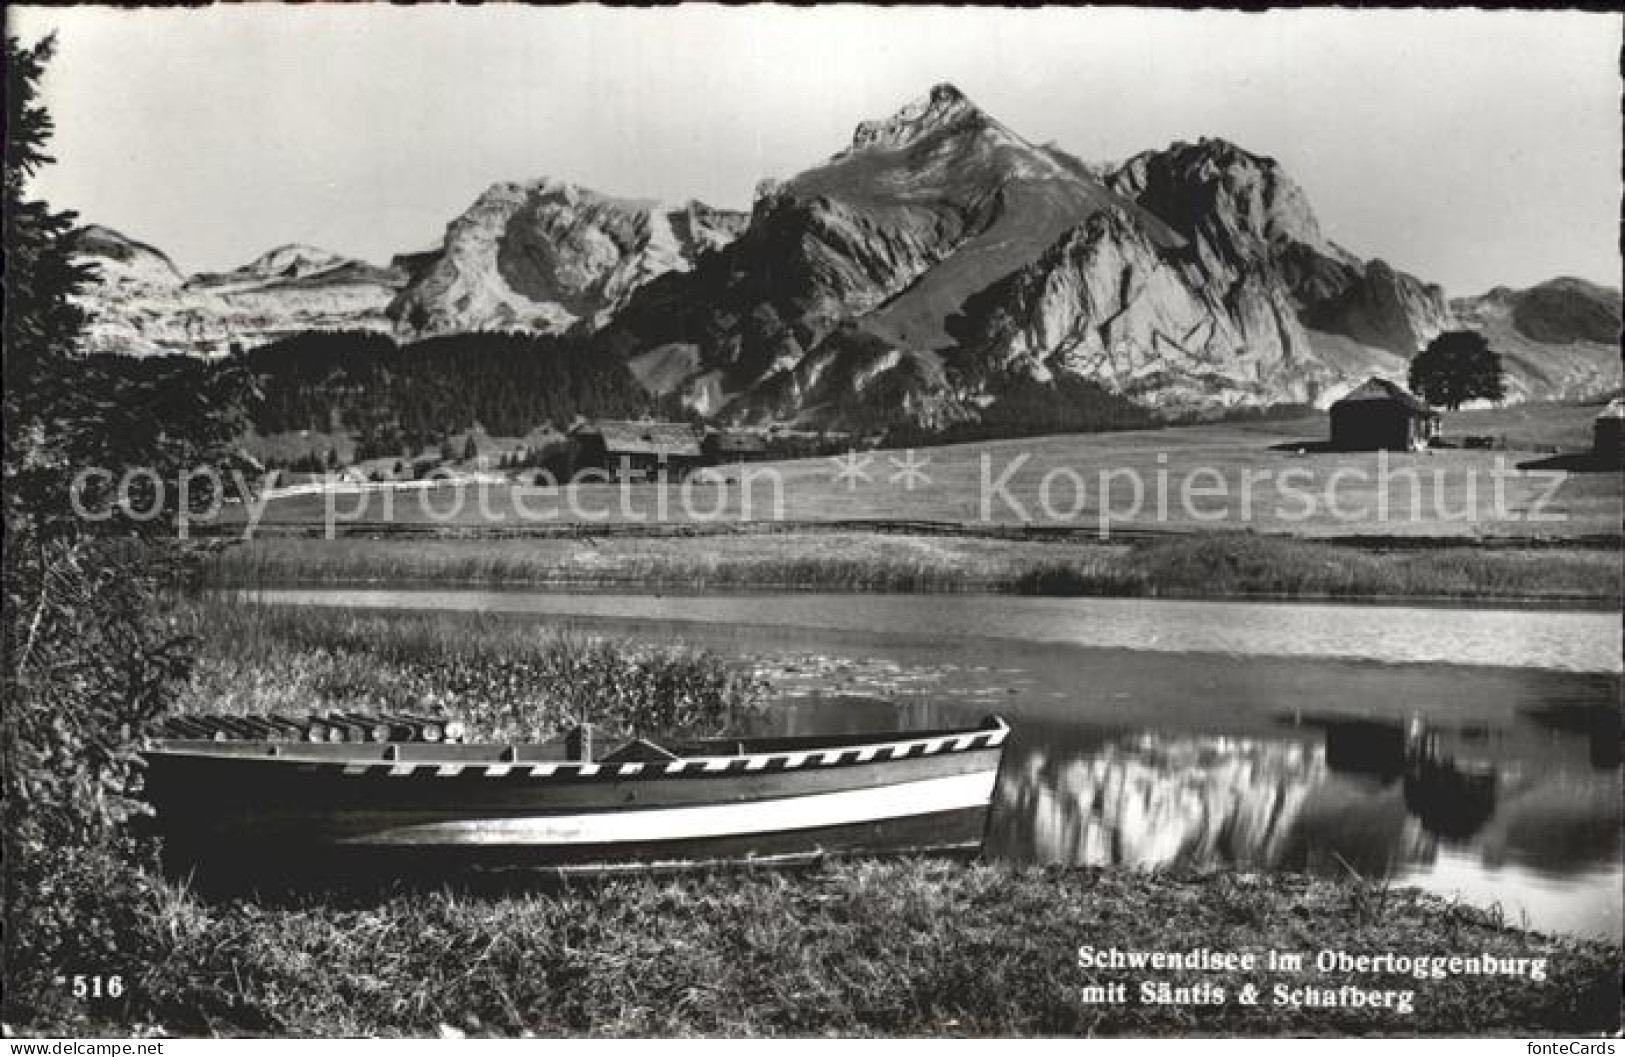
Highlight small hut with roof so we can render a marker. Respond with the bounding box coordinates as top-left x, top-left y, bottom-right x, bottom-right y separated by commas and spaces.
1594, 399, 1623, 464
1328, 378, 1441, 452
568, 420, 705, 481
